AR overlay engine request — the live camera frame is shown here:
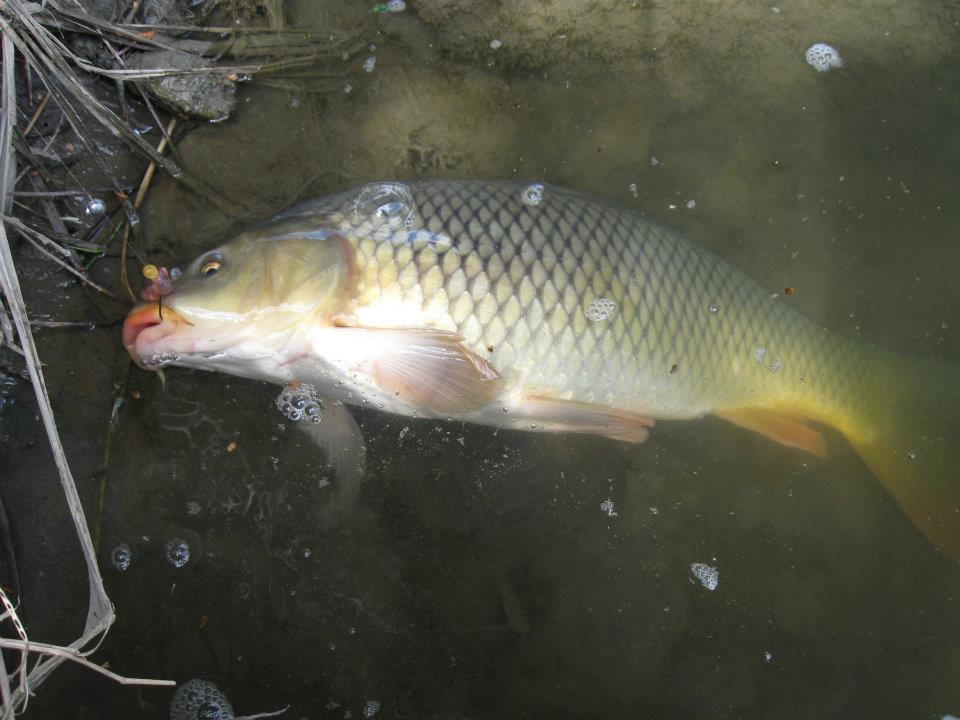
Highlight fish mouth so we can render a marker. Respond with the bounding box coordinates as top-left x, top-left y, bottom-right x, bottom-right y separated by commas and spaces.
122, 302, 190, 369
